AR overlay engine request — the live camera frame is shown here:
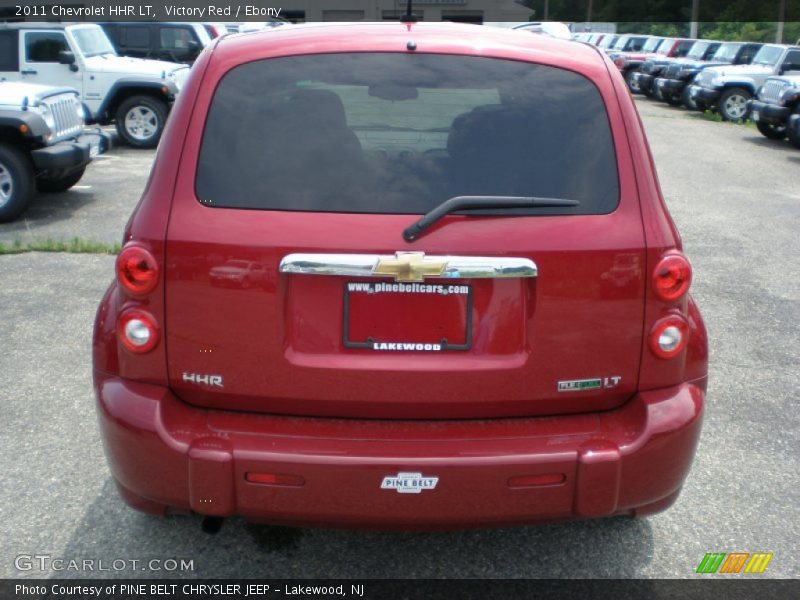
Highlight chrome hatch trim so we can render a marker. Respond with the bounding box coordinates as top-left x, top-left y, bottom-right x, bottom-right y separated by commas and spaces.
279, 252, 537, 282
